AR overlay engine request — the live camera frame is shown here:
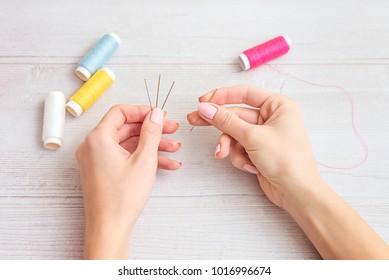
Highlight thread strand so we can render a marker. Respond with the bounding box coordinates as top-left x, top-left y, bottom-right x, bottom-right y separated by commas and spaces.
268, 65, 369, 170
